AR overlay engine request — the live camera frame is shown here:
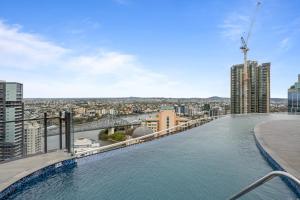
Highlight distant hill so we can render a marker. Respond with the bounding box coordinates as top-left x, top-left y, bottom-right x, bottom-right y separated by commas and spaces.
195, 96, 287, 105
206, 96, 287, 103
206, 96, 229, 101
24, 96, 287, 104
270, 98, 287, 104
